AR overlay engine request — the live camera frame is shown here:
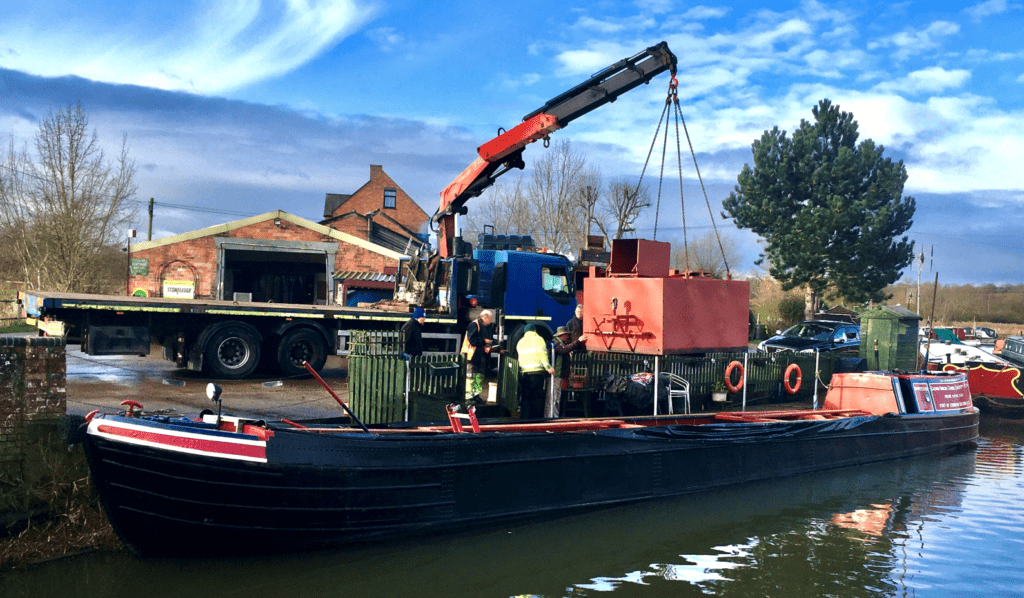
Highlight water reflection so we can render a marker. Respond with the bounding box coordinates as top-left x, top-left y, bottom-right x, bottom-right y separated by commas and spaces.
5, 425, 1024, 598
